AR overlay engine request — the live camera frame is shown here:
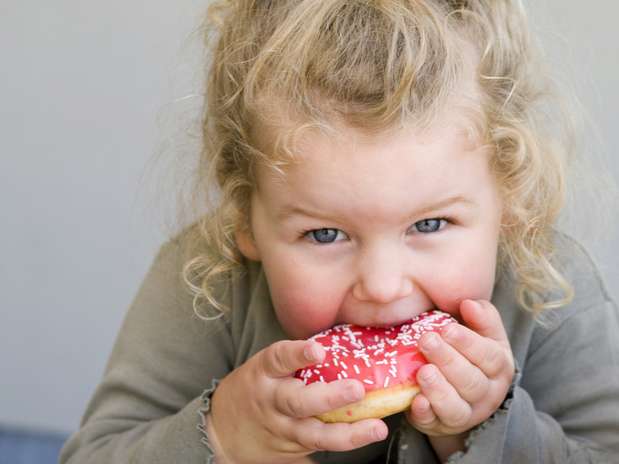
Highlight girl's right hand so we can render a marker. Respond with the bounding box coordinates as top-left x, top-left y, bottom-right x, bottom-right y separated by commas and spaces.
208, 339, 389, 464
